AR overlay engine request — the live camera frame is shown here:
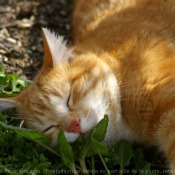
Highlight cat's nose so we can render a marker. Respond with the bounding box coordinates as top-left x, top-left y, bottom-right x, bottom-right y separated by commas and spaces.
67, 120, 81, 133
